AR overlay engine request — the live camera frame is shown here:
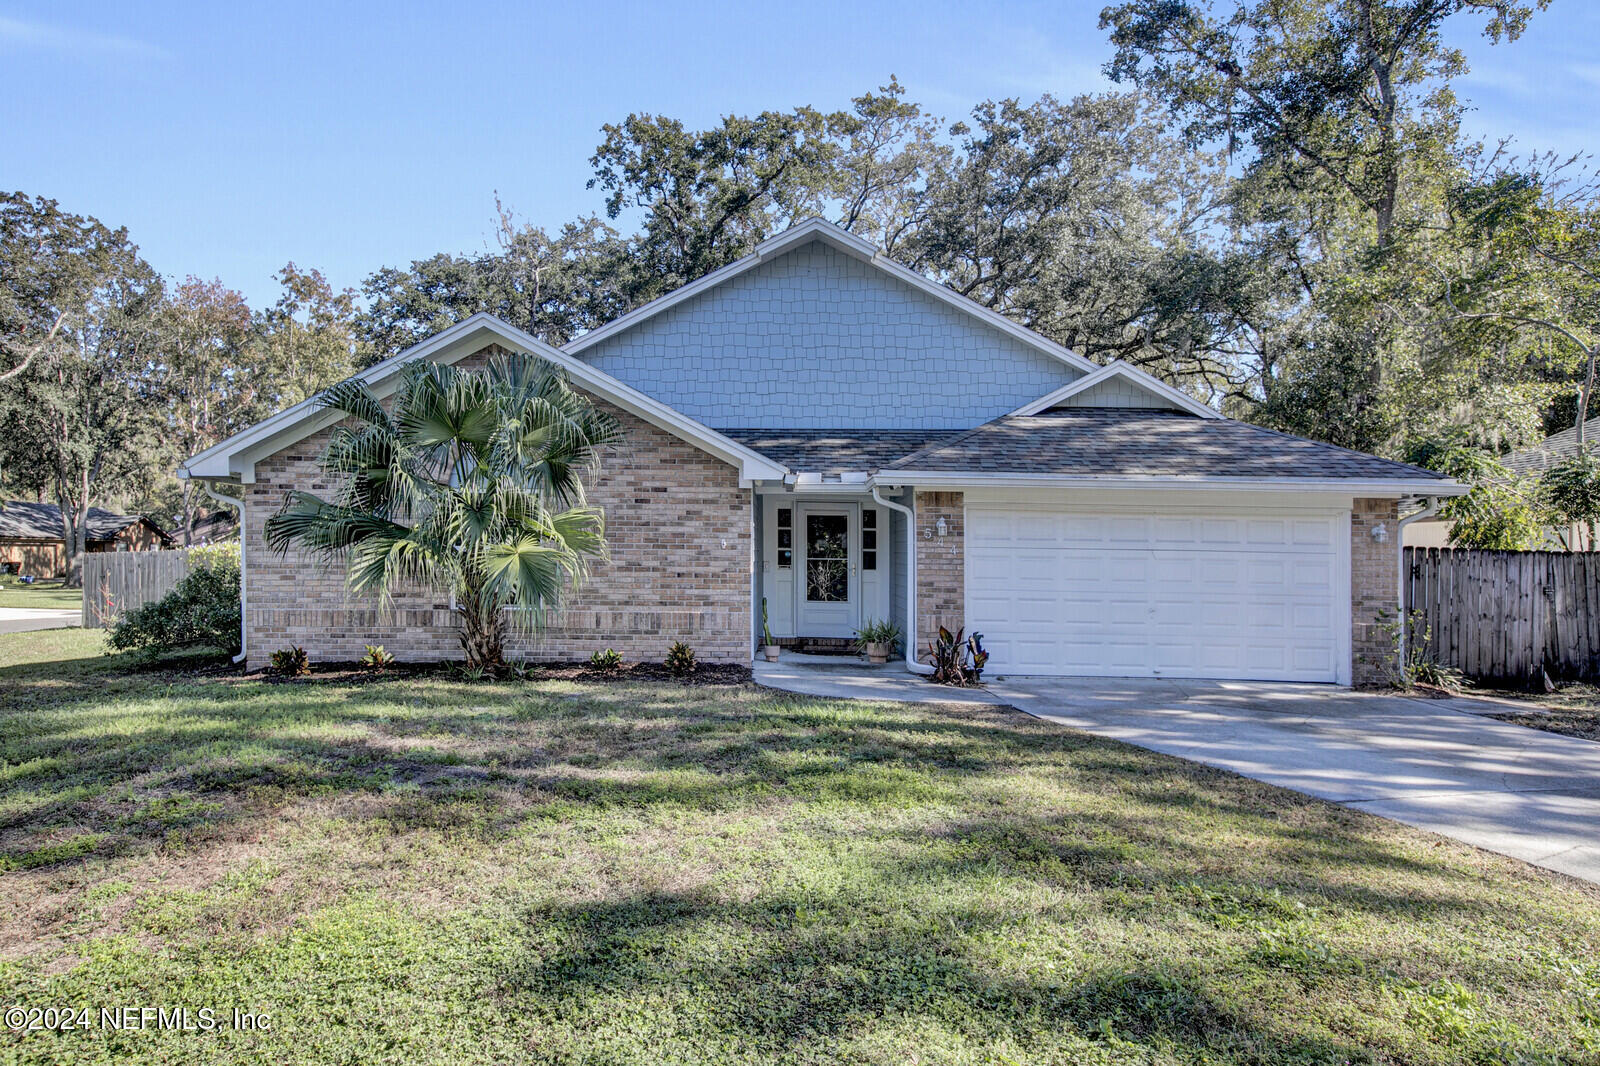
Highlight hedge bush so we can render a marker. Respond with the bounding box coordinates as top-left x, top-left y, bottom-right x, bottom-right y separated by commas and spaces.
107, 542, 241, 656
